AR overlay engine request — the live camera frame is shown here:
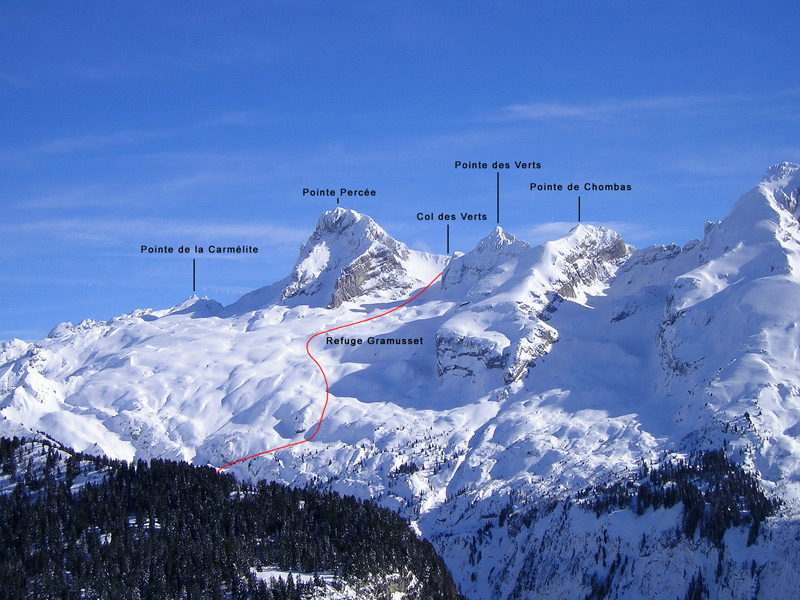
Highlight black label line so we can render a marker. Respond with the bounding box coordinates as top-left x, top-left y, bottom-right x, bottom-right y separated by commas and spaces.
496, 171, 500, 224
446, 224, 450, 254
193, 258, 196, 292
578, 196, 581, 222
